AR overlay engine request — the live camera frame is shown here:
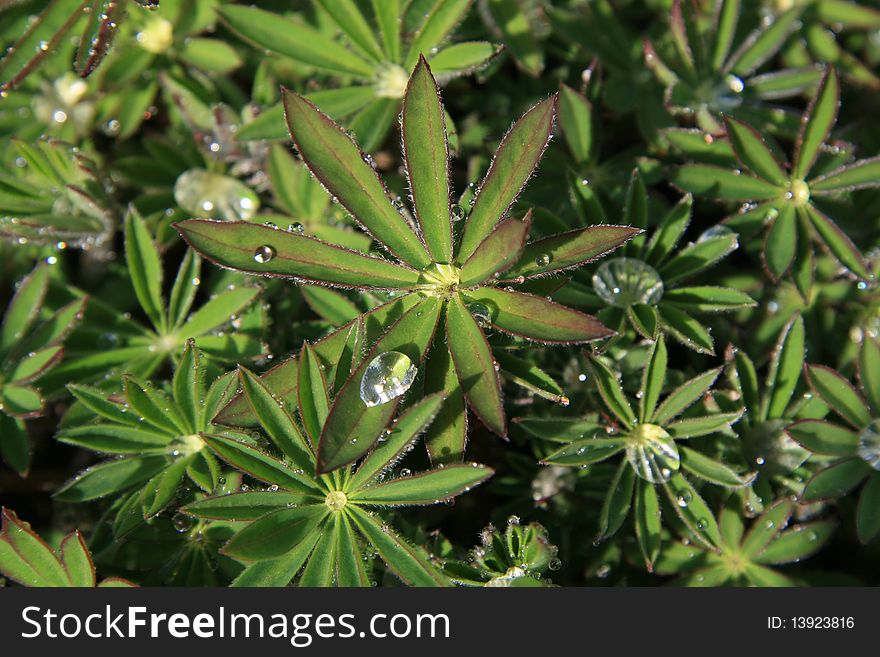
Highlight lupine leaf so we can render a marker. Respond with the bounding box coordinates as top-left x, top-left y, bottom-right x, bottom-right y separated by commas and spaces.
222, 506, 328, 561
810, 156, 880, 193
754, 521, 836, 565
740, 499, 793, 557
802, 203, 870, 280
763, 315, 804, 421
175, 220, 421, 289
634, 480, 661, 571
282, 90, 431, 269
588, 357, 636, 428
462, 288, 612, 344
664, 474, 722, 549
672, 165, 782, 200
402, 56, 452, 263
597, 460, 635, 540
317, 298, 442, 474
652, 368, 721, 425
298, 343, 330, 446
183, 491, 307, 521
446, 297, 505, 436
802, 458, 872, 502
785, 419, 858, 456
680, 447, 754, 487
805, 364, 871, 429
724, 117, 787, 185
858, 338, 880, 414
460, 216, 531, 287
458, 96, 556, 261
353, 464, 493, 505
640, 336, 667, 423
857, 472, 880, 544
793, 68, 839, 180
124, 209, 165, 333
